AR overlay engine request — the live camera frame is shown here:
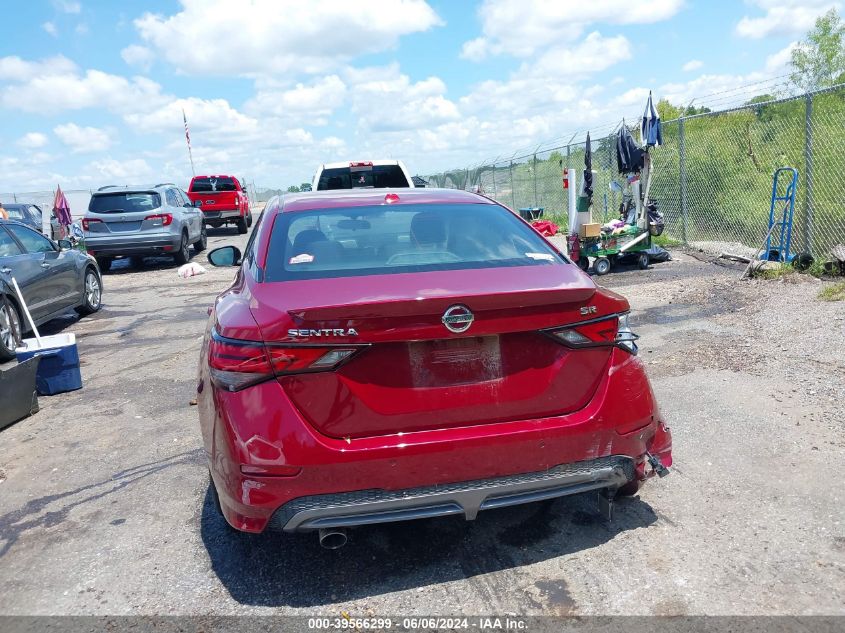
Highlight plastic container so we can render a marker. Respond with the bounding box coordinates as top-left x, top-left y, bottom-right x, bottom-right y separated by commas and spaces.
0, 356, 40, 429
15, 333, 82, 395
